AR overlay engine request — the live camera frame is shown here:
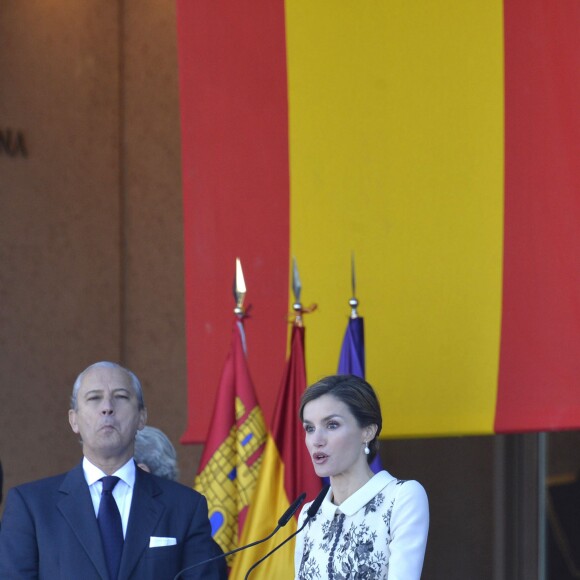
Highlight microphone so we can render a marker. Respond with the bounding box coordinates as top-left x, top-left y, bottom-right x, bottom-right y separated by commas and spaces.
278, 492, 308, 527
243, 485, 330, 579
172, 492, 306, 580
